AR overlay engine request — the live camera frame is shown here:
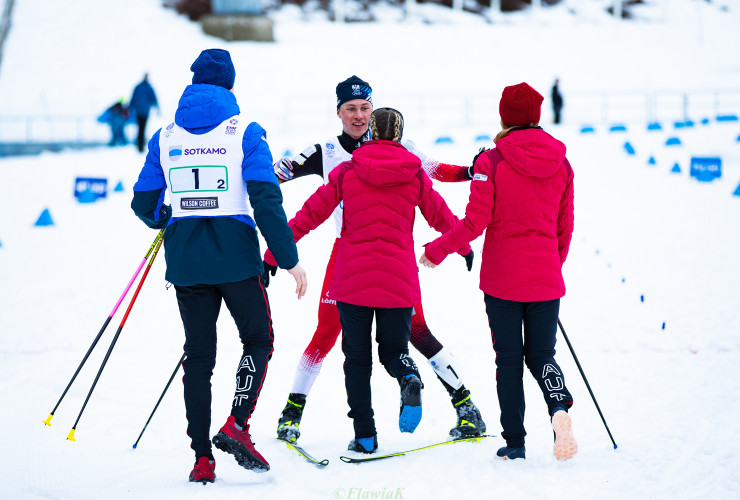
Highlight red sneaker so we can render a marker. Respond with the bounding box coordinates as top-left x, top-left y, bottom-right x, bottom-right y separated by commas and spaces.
212, 416, 270, 472
188, 456, 215, 484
